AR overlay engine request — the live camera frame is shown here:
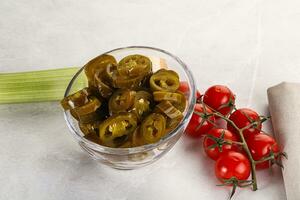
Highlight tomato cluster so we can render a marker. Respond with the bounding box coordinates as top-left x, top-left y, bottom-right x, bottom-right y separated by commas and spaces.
181, 84, 285, 197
